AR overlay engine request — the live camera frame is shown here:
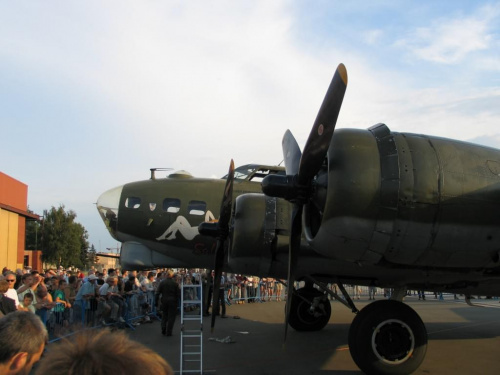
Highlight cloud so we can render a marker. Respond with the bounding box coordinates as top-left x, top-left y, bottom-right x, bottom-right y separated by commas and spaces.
396, 4, 500, 64
362, 29, 383, 45
2, 1, 500, 252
